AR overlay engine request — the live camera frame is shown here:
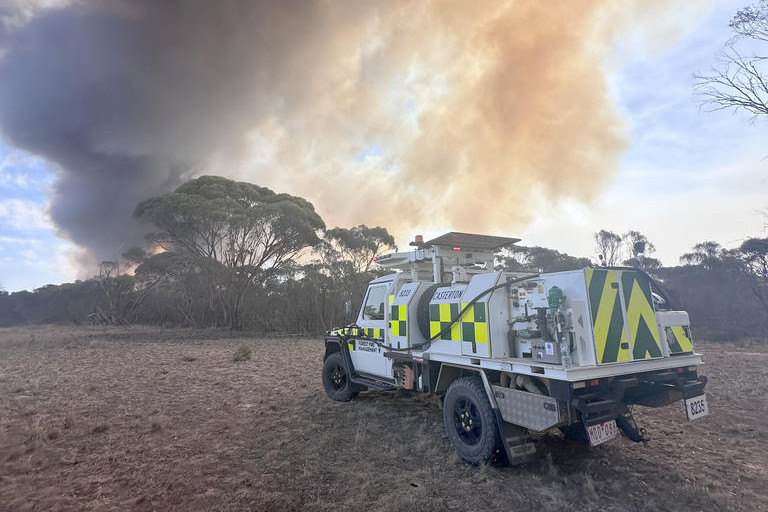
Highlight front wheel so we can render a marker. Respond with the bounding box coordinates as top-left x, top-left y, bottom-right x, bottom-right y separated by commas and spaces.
442, 376, 502, 465
322, 351, 354, 401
